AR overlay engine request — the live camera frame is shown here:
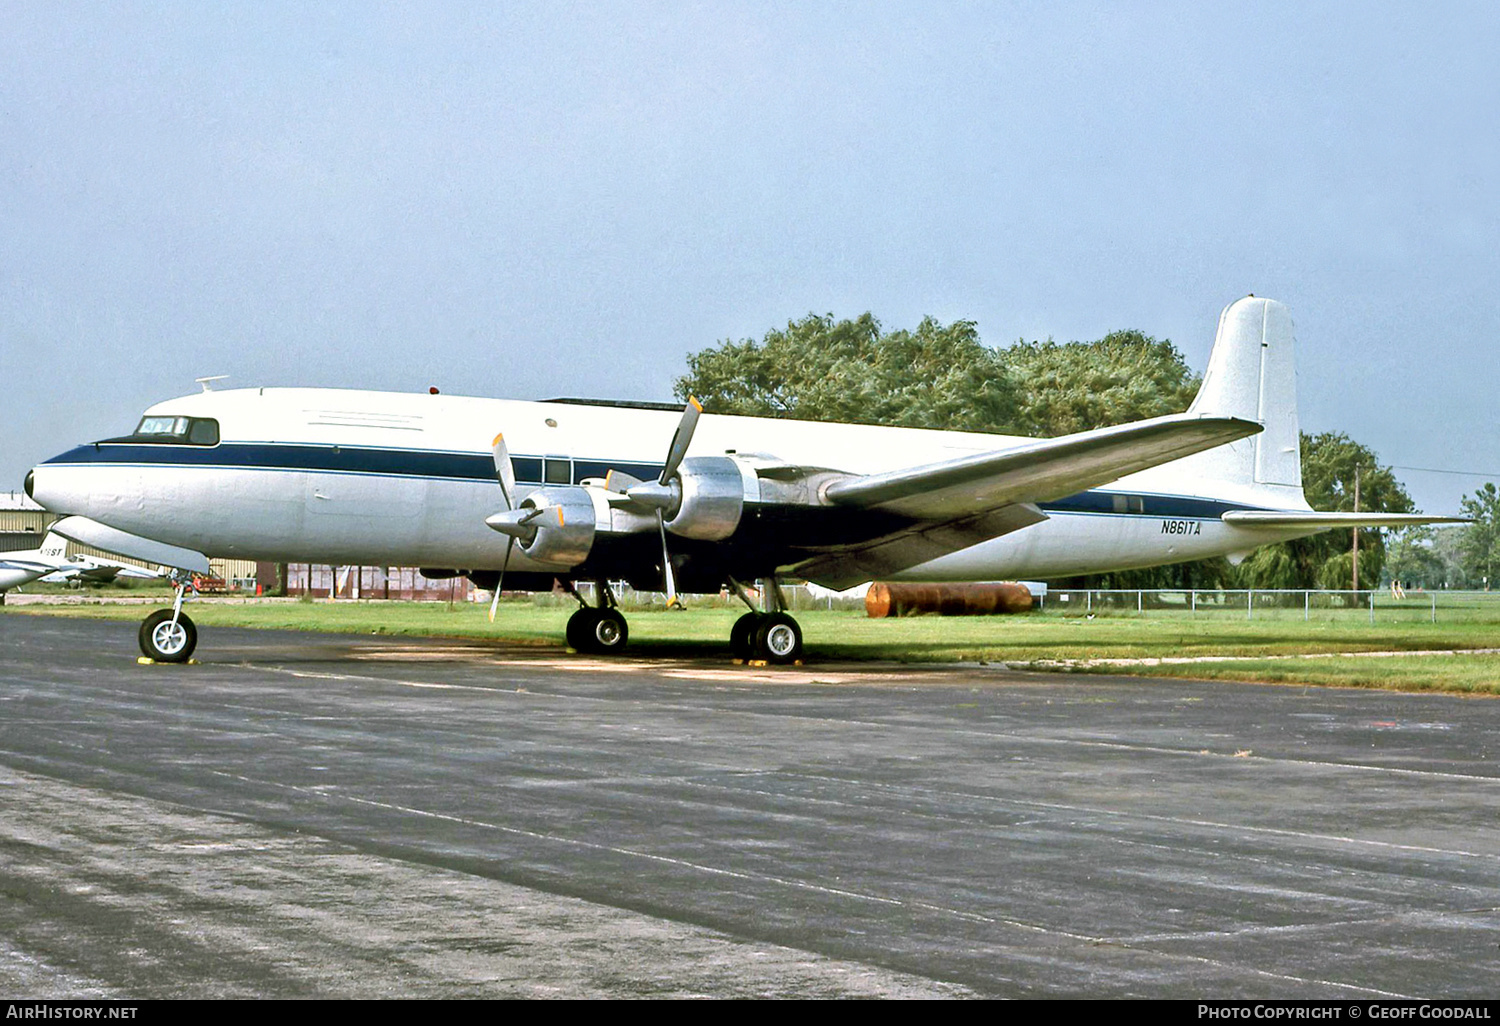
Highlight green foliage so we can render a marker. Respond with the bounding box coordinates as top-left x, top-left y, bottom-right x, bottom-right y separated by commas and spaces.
676, 317, 1200, 440
1383, 527, 1447, 589
1429, 526, 1478, 588
1004, 330, 1201, 436
1459, 482, 1500, 588
1234, 543, 1299, 589
674, 313, 1020, 434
